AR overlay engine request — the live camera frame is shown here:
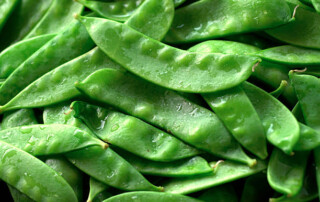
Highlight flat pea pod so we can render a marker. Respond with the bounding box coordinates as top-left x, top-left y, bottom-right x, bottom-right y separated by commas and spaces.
115, 149, 212, 177
253, 45, 320, 66
294, 123, 320, 151
0, 34, 56, 79
0, 0, 53, 50
202, 86, 268, 160
125, 0, 174, 41
0, 47, 122, 112
267, 148, 309, 197
88, 177, 109, 202
45, 157, 84, 201
164, 0, 292, 43
76, 0, 144, 22
240, 173, 272, 202
76, 68, 256, 166
71, 101, 202, 162
162, 160, 267, 194
0, 140, 78, 201
312, 0, 320, 12
0, 19, 95, 106
25, 0, 83, 39
77, 16, 260, 93
0, 0, 19, 32
242, 82, 300, 155
266, 3, 320, 50
198, 184, 237, 202
2, 109, 37, 130
103, 191, 201, 202
0, 124, 105, 156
